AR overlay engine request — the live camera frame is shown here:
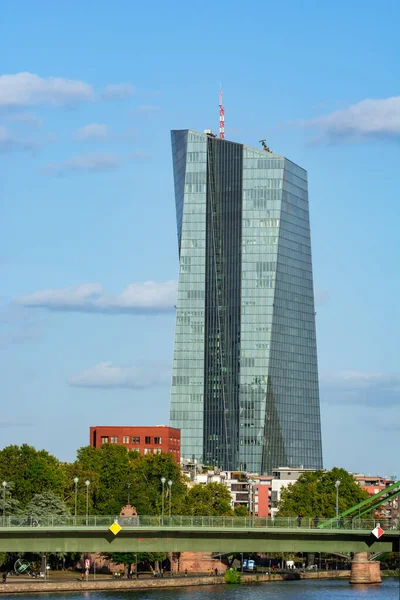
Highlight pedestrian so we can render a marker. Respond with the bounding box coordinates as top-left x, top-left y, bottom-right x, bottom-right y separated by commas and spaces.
313, 515, 319, 528
2, 572, 6, 584
297, 513, 303, 527
80, 572, 84, 581
215, 567, 218, 576
348, 515, 353, 529
339, 516, 344, 529
184, 568, 188, 577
